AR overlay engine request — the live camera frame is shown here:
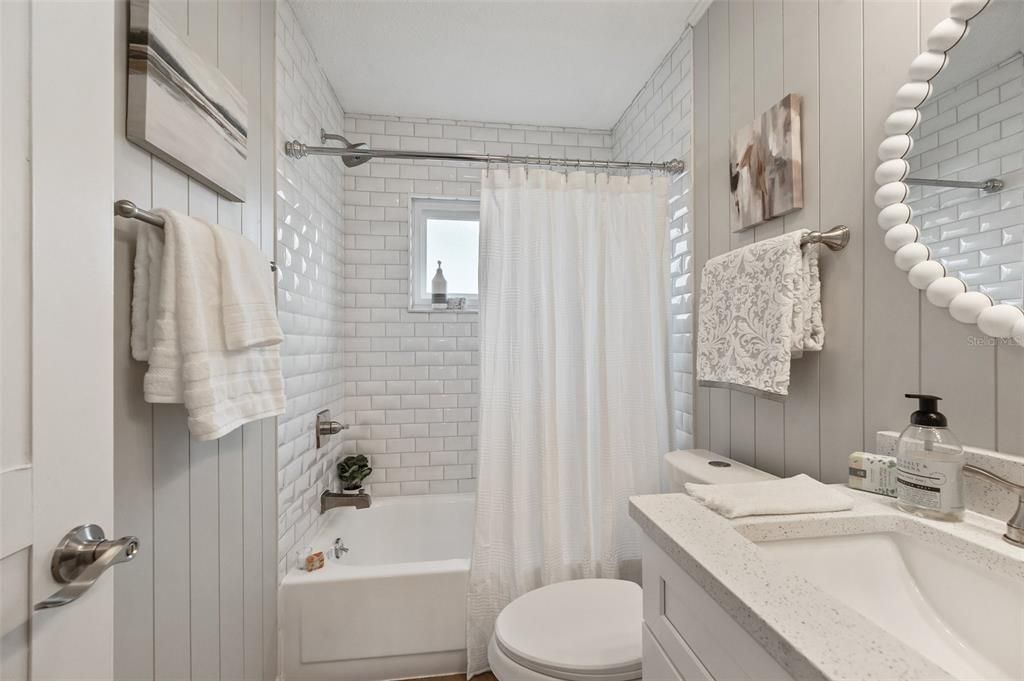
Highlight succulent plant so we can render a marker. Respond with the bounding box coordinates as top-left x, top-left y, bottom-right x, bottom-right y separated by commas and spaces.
337, 455, 372, 491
